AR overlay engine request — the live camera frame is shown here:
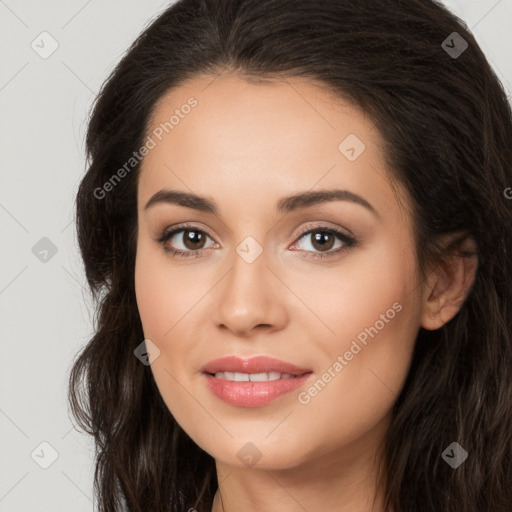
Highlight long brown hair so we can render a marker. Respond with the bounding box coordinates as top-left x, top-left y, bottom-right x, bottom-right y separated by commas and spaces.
68, 0, 512, 510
